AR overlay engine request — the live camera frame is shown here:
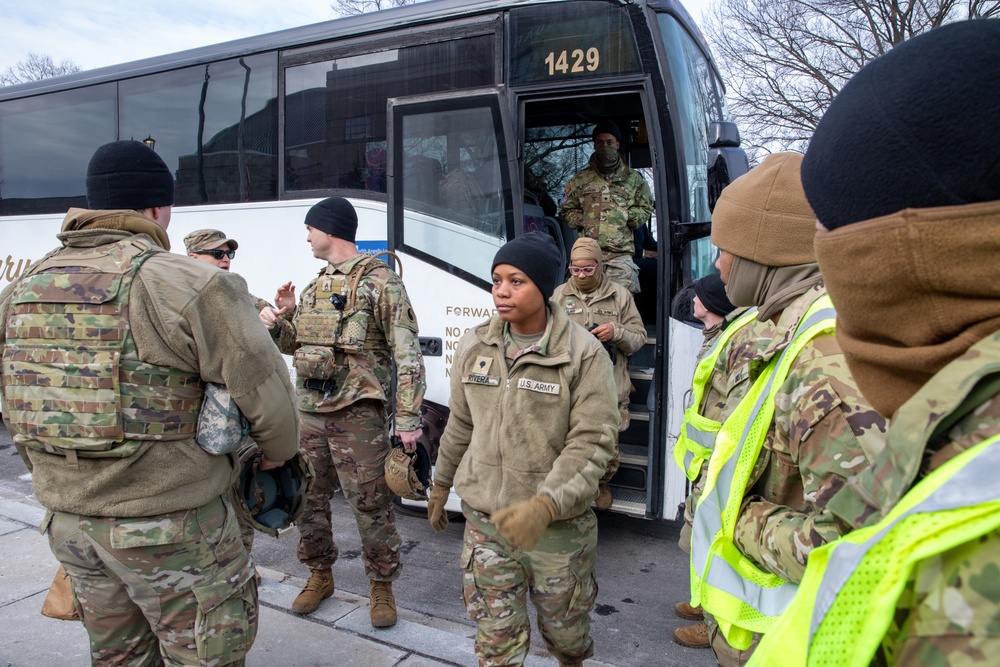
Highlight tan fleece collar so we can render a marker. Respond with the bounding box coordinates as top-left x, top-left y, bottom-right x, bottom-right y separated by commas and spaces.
815, 199, 1000, 418
60, 208, 171, 250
